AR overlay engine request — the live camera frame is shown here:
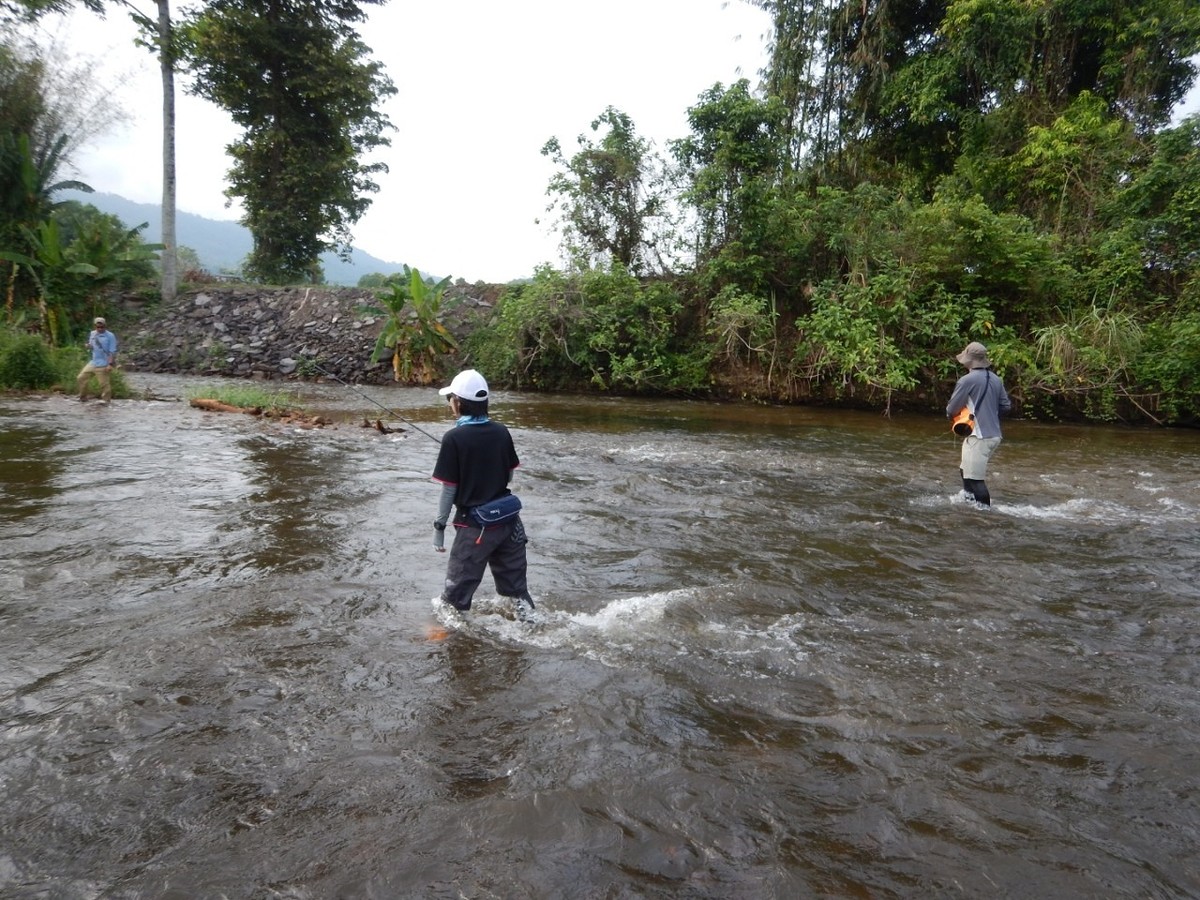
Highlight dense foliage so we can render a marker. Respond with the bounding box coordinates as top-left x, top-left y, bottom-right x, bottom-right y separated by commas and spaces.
483, 0, 1200, 424
1, 38, 158, 345
4, 0, 1199, 425
467, 264, 707, 393
541, 108, 674, 276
